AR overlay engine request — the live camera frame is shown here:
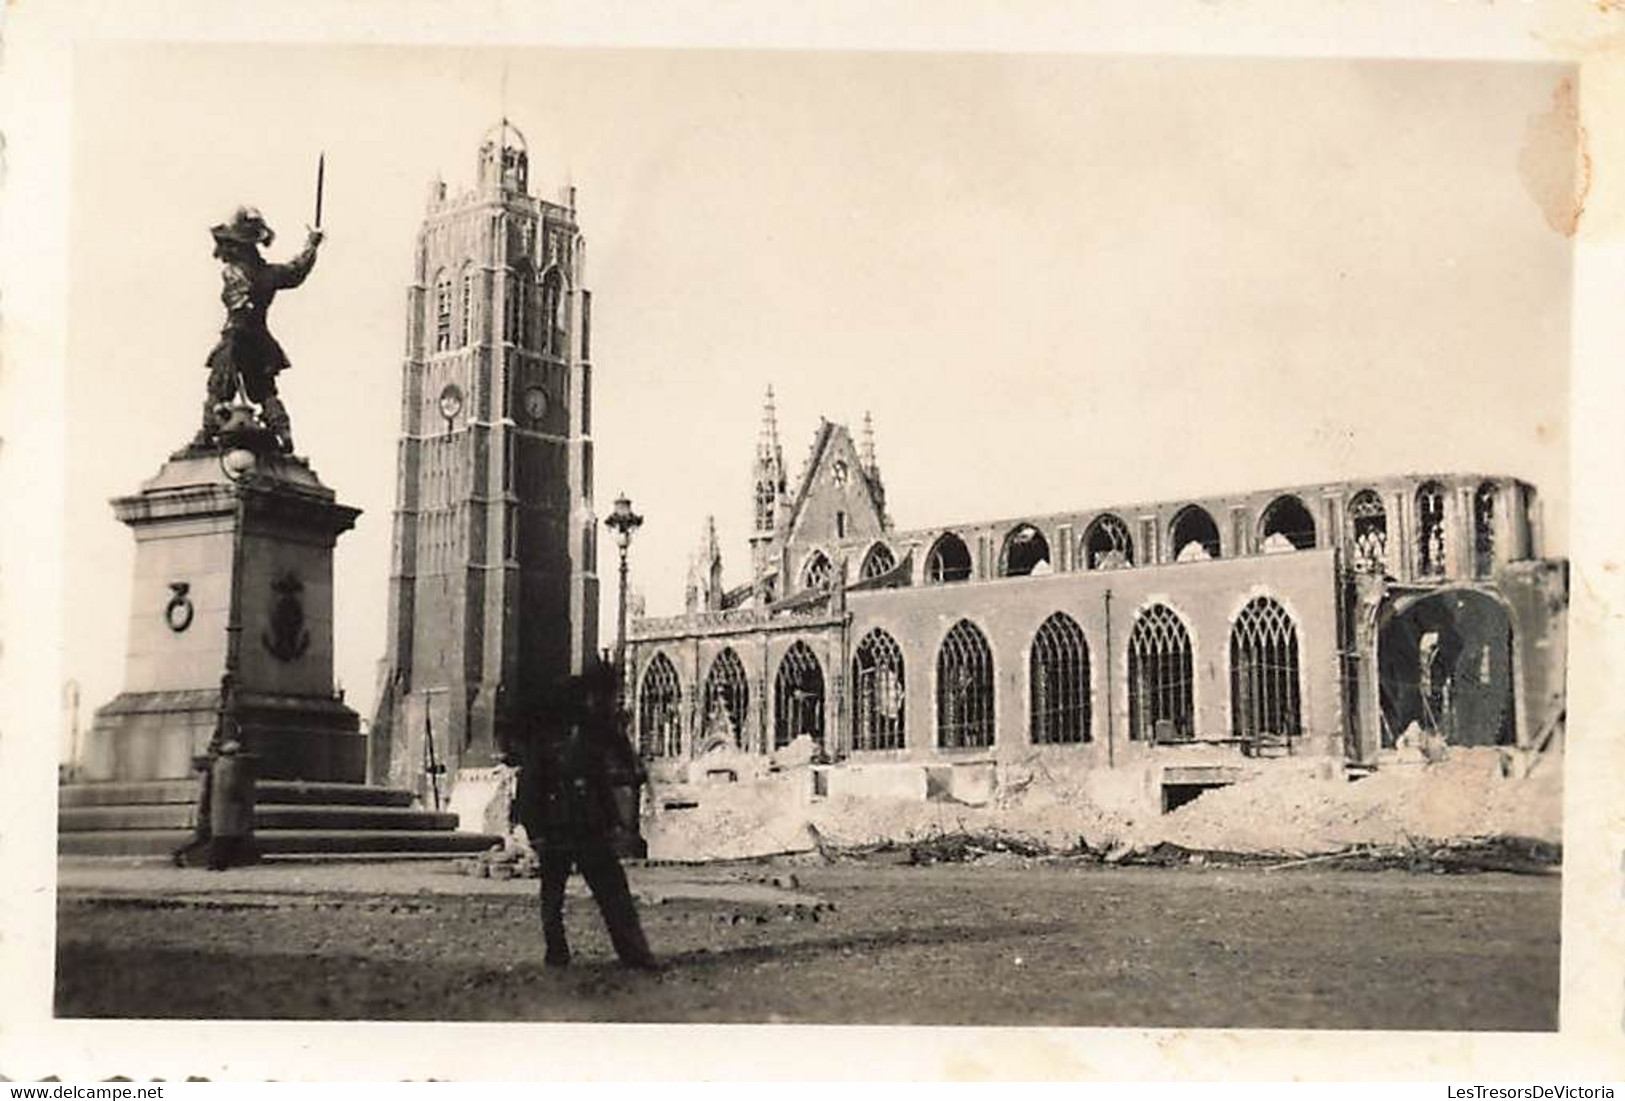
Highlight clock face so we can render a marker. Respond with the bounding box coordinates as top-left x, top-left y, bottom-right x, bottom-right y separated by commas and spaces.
437, 383, 464, 421
524, 385, 549, 422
